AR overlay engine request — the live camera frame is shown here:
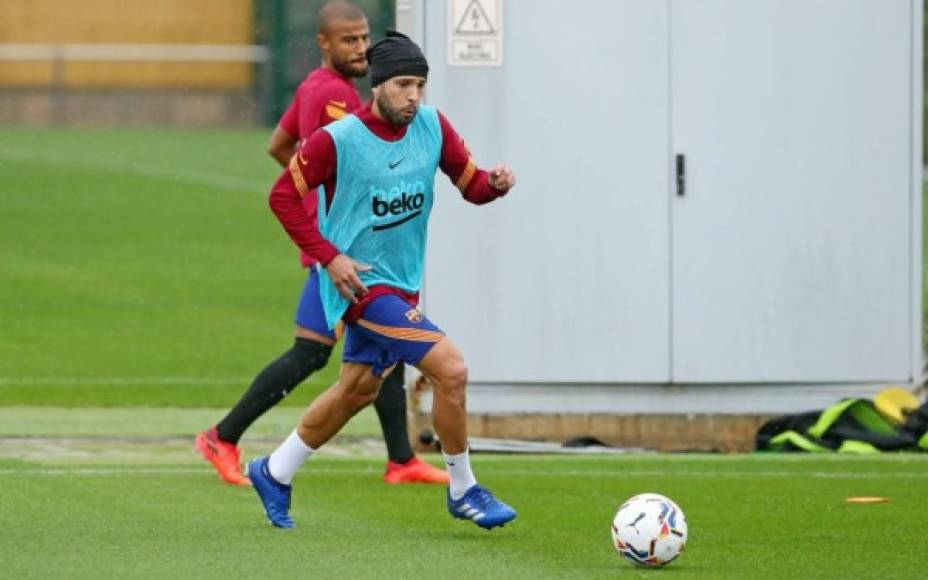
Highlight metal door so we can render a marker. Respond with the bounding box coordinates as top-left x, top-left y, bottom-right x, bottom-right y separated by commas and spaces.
670, 0, 915, 381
